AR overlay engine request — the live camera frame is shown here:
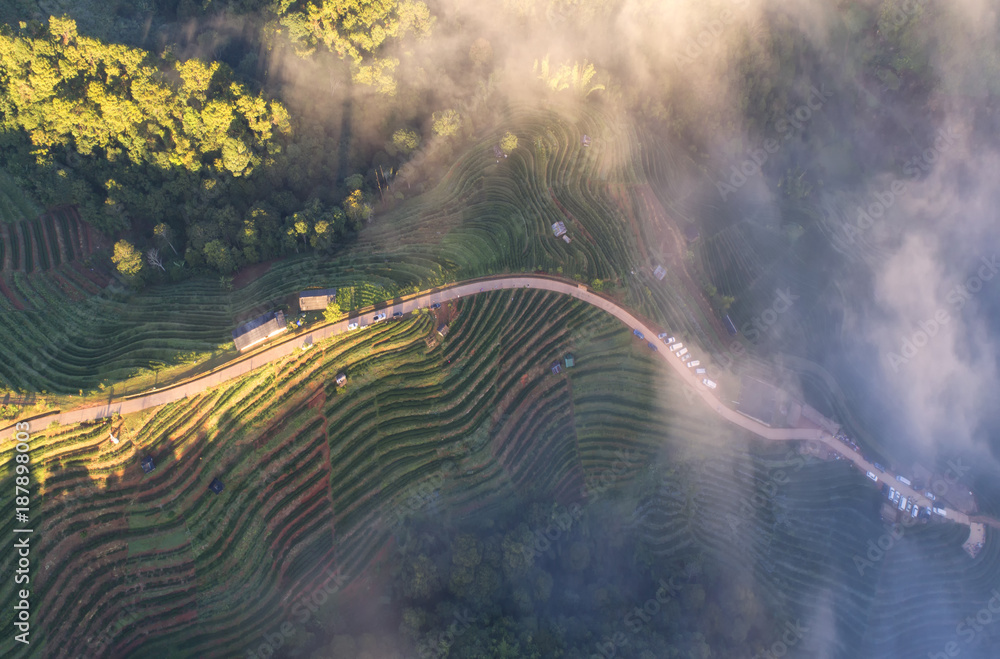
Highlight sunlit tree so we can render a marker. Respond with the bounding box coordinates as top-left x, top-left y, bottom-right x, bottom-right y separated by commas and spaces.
500, 131, 518, 155
432, 109, 461, 137
112, 240, 143, 278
